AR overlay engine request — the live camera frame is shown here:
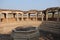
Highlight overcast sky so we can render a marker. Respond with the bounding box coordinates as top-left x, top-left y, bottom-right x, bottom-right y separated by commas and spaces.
0, 0, 60, 10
